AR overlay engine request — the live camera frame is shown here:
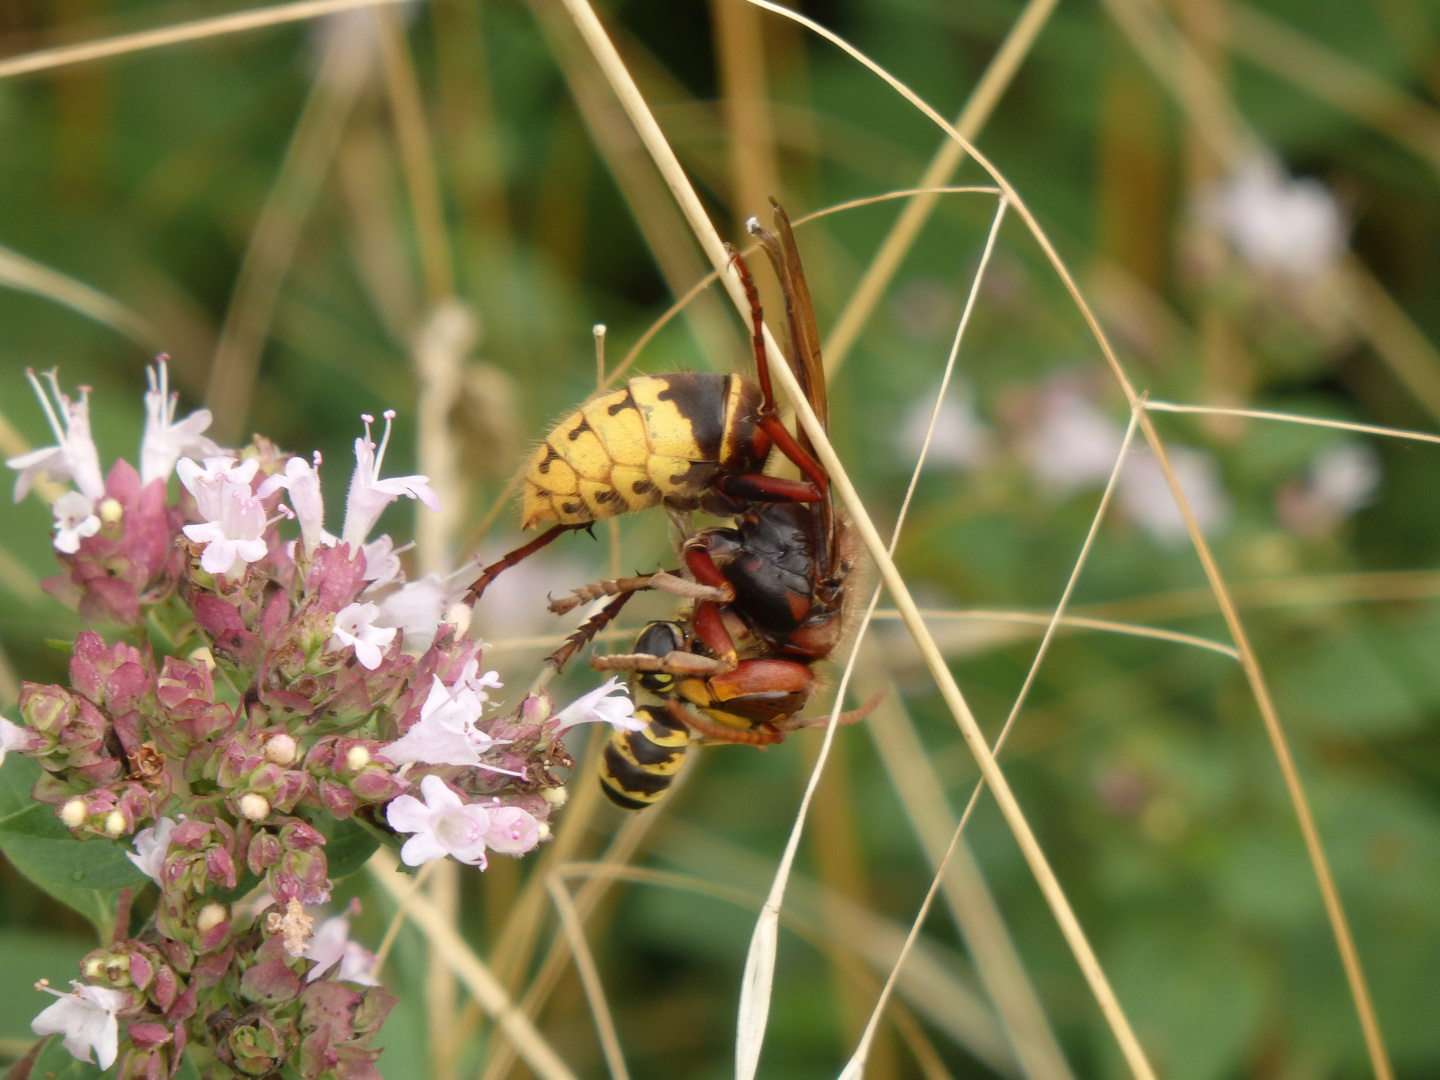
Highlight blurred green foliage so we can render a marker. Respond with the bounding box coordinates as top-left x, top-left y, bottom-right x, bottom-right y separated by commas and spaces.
3, 0, 1440, 1078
